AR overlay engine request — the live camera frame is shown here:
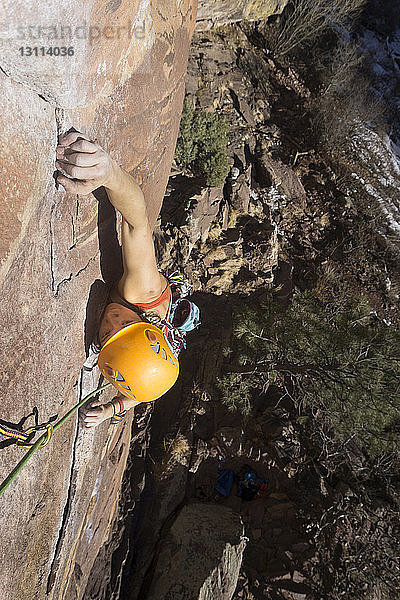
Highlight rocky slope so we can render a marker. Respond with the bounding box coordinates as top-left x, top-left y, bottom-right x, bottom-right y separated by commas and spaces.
356, 1, 400, 239
104, 17, 400, 600
196, 0, 288, 30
